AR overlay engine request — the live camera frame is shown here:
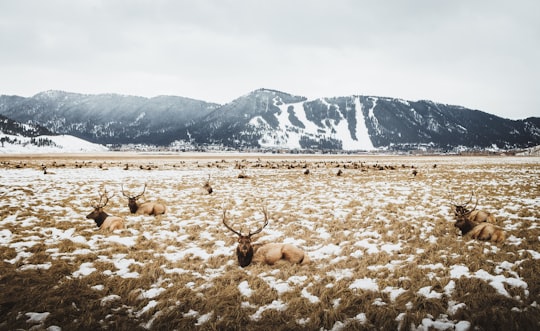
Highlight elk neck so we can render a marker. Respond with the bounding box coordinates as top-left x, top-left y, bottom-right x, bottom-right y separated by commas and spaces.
92, 211, 110, 228
128, 199, 139, 213
236, 237, 254, 267
455, 219, 477, 235
237, 246, 254, 267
